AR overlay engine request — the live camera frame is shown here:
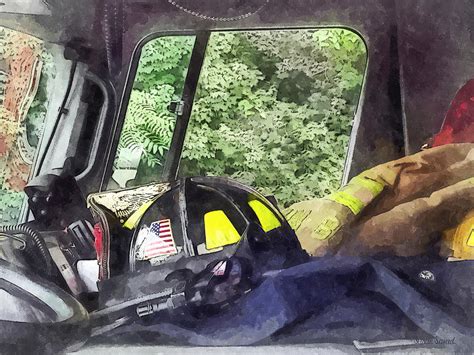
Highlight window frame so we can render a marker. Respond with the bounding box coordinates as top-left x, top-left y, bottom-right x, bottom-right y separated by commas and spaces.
104, 26, 368, 191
